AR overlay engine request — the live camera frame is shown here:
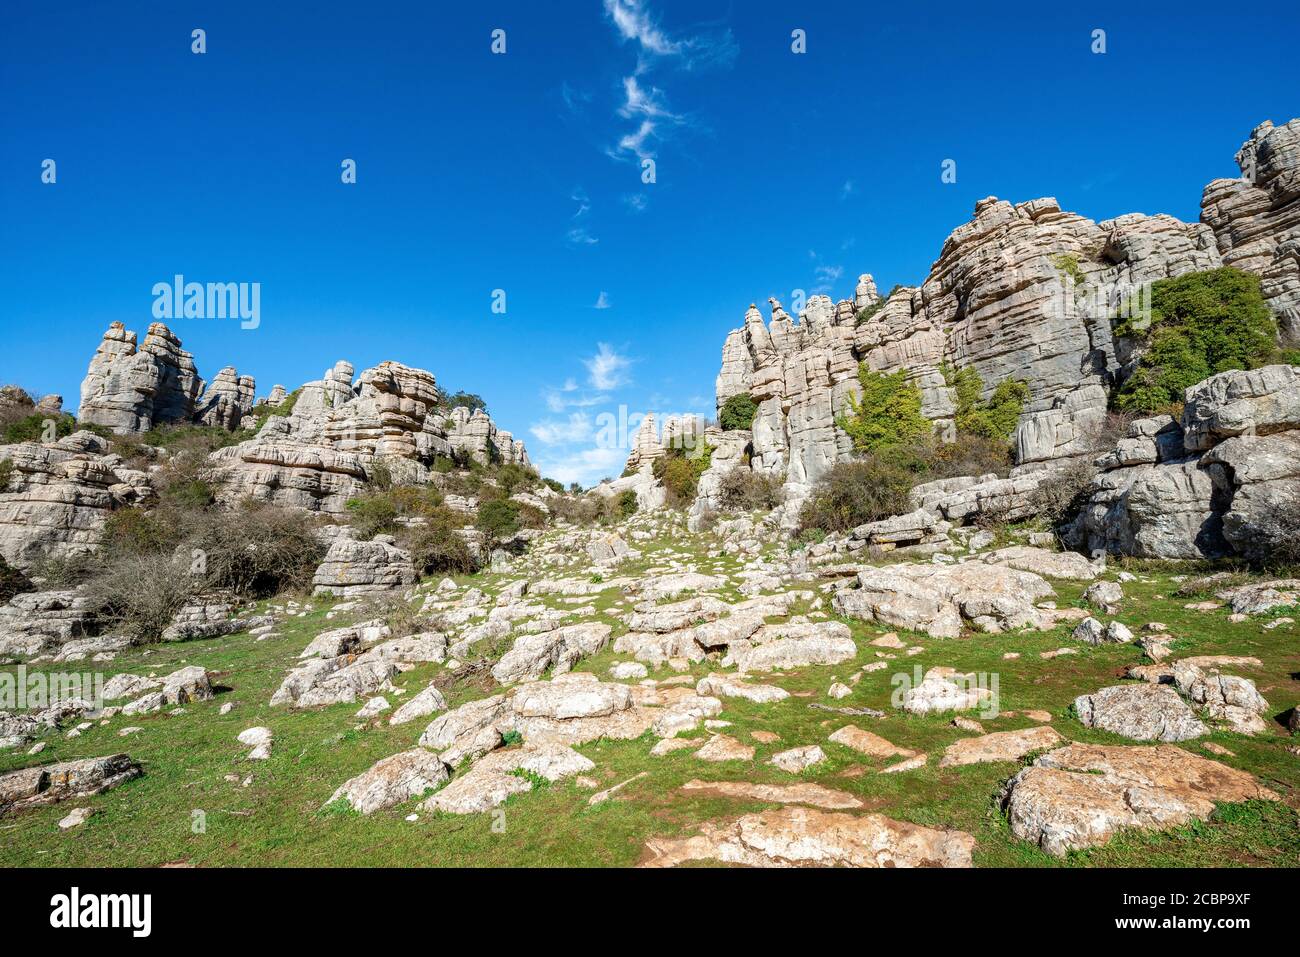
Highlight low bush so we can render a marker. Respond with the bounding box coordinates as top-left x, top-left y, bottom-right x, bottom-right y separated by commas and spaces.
345, 483, 445, 539
717, 468, 780, 511
401, 506, 480, 575
476, 498, 521, 542
1030, 459, 1100, 530
654, 443, 713, 507
85, 551, 198, 643
187, 501, 325, 597
3, 411, 78, 445
798, 457, 915, 533
615, 489, 638, 519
